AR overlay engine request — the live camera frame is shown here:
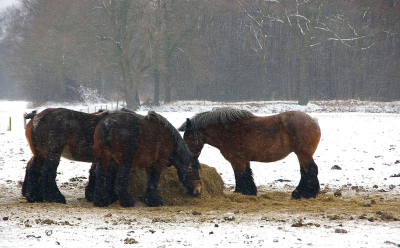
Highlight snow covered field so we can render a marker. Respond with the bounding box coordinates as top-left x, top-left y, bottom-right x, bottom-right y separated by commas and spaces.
0, 100, 399, 247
